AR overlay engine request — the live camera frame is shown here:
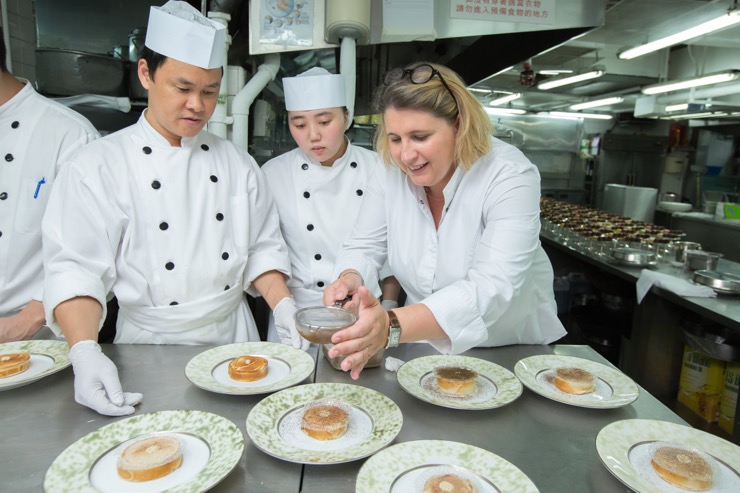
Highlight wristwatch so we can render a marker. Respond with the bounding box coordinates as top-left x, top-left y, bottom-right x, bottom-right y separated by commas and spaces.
385, 310, 402, 349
